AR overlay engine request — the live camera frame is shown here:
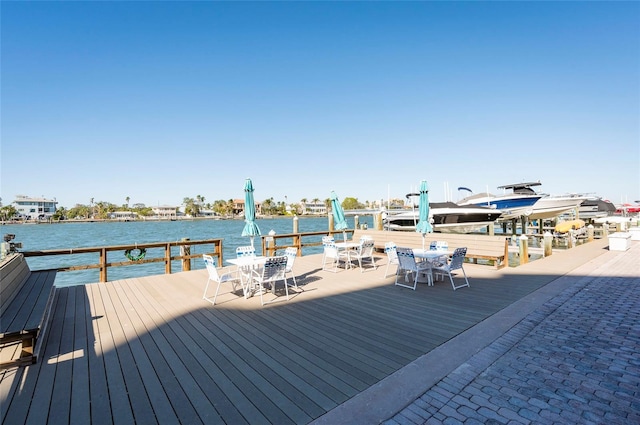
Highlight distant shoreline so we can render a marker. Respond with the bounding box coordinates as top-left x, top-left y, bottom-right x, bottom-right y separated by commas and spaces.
0, 214, 328, 226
